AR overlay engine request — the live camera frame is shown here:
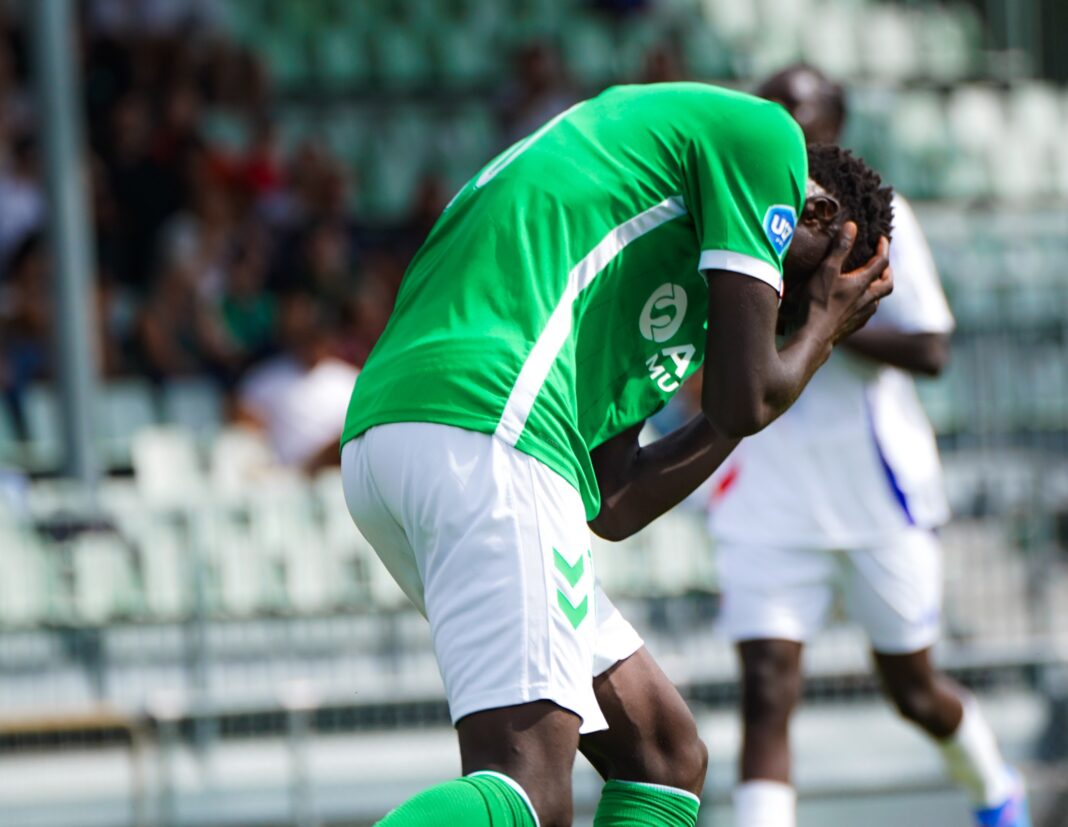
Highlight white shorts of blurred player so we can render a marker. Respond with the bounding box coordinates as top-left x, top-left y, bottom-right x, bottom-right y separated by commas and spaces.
716, 526, 943, 654
340, 421, 643, 734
